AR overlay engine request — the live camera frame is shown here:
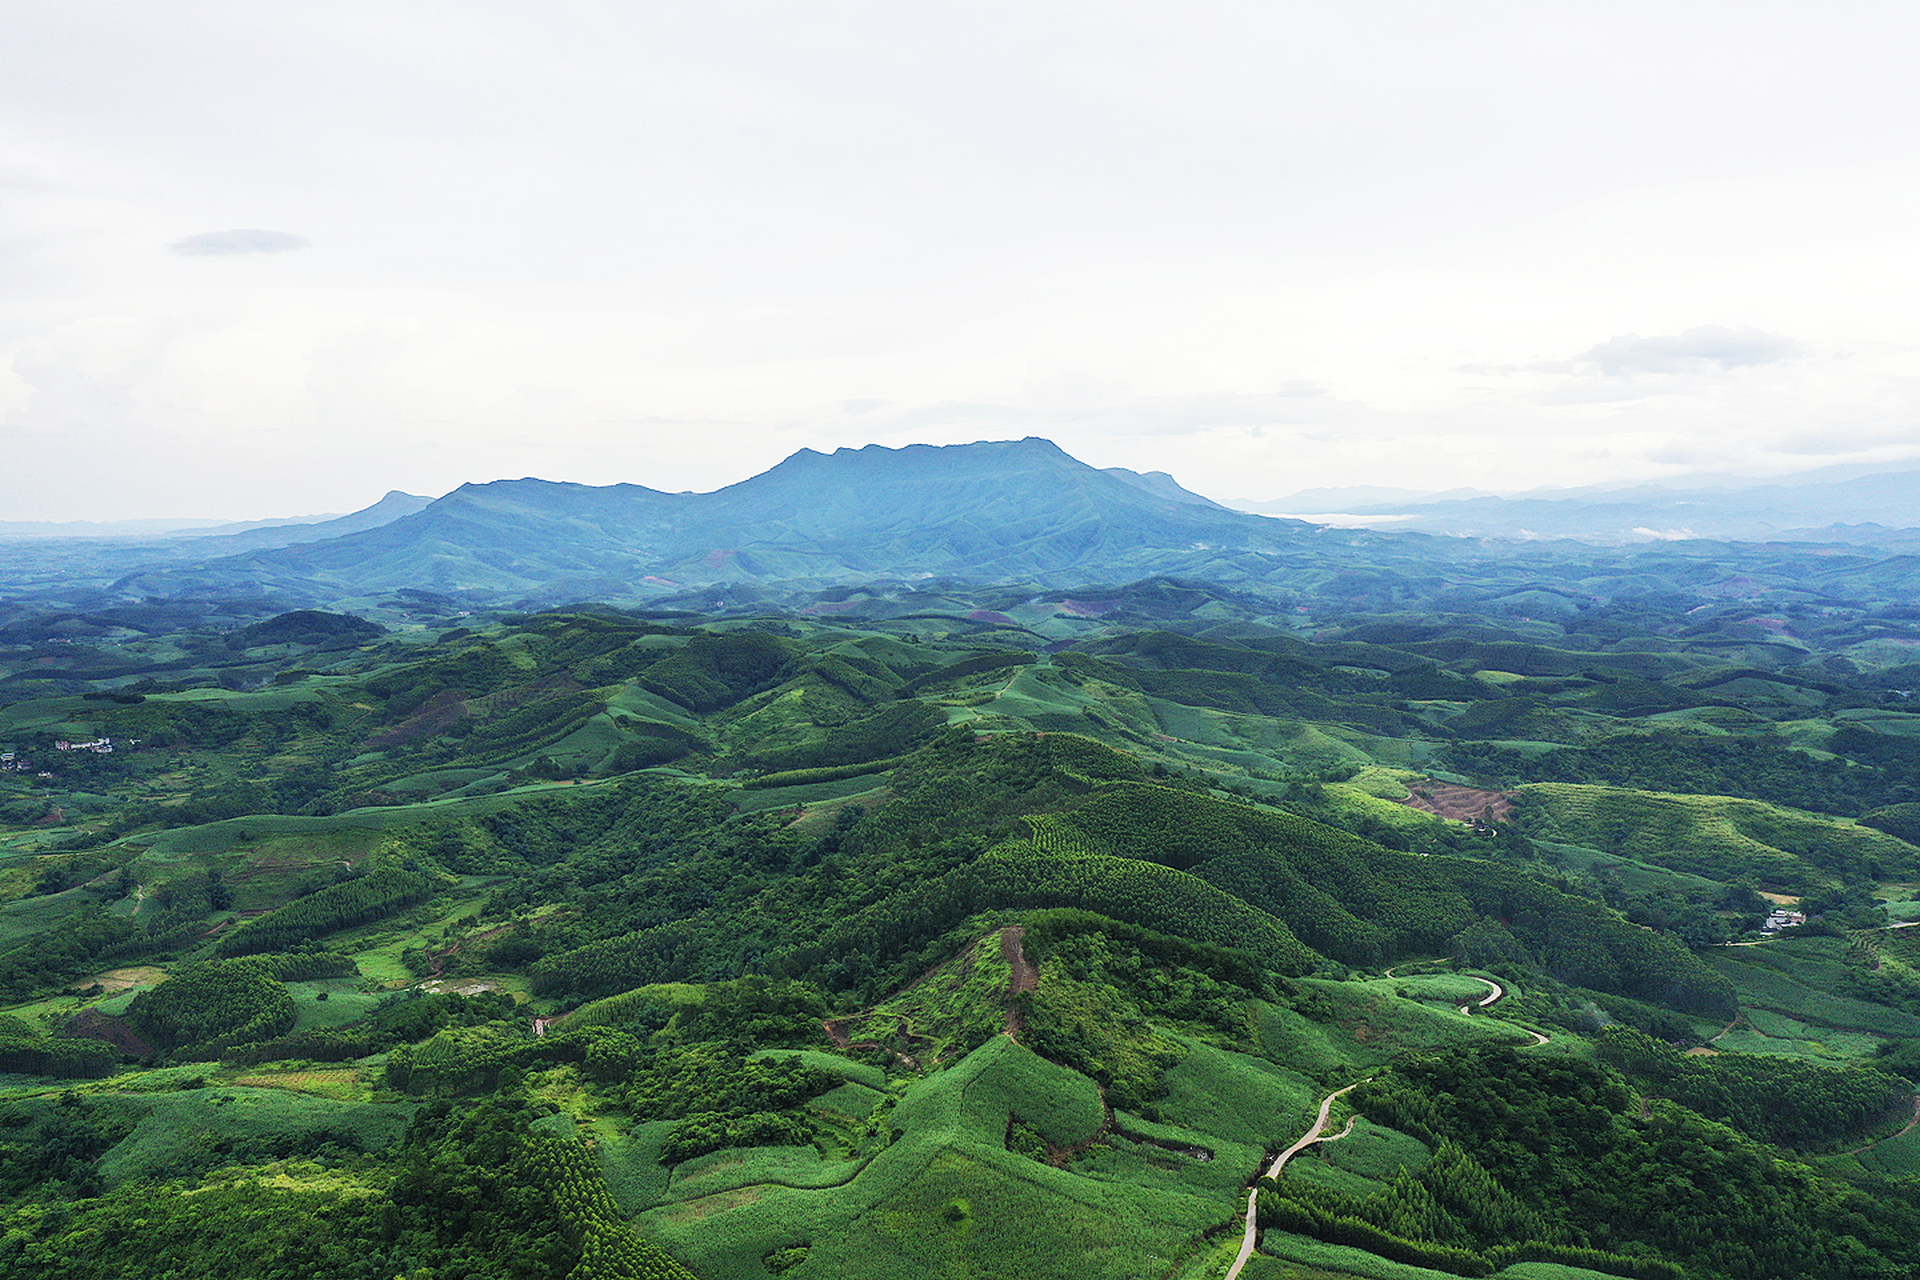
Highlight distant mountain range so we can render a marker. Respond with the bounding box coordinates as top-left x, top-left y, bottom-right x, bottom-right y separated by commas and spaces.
9, 439, 1920, 623
99, 439, 1318, 606
0, 491, 433, 543
1237, 465, 1920, 544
